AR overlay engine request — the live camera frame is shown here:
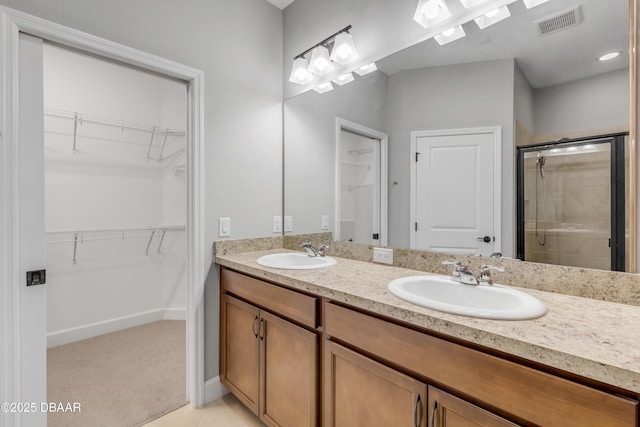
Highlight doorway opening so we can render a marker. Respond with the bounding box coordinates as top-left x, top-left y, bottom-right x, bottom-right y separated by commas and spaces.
1, 9, 205, 426
516, 133, 630, 271
335, 118, 388, 246
43, 43, 188, 426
